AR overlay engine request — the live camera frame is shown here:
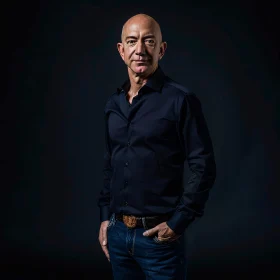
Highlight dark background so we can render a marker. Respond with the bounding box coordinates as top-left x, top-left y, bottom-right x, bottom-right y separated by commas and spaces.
4, 1, 280, 279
